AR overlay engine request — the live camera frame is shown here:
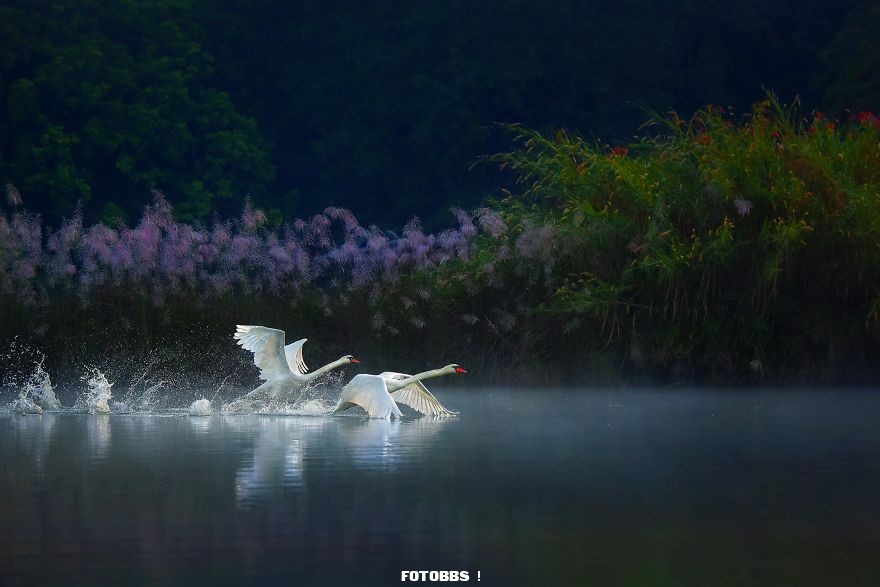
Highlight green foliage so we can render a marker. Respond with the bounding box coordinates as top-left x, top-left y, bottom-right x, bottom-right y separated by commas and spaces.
0, 0, 275, 224
0, 0, 874, 230
463, 98, 880, 382
820, 0, 880, 113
